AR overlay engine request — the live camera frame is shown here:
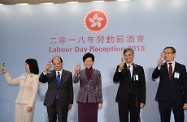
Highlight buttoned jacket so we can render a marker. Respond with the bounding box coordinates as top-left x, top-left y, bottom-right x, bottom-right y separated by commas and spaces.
152, 62, 187, 103
39, 69, 73, 108
113, 63, 146, 104
73, 69, 103, 103
4, 72, 39, 107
